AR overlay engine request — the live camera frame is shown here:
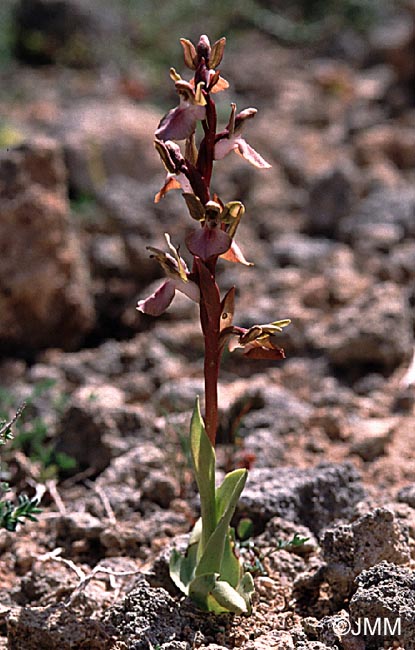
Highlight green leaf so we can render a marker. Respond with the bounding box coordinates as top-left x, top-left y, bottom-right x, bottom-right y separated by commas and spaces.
237, 518, 254, 541
219, 529, 241, 588
215, 469, 247, 522
169, 542, 199, 595
277, 532, 310, 550
188, 573, 248, 615
189, 516, 202, 545
0, 495, 41, 532
190, 397, 216, 554
188, 573, 217, 611
211, 579, 248, 615
196, 468, 247, 577
237, 572, 255, 615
